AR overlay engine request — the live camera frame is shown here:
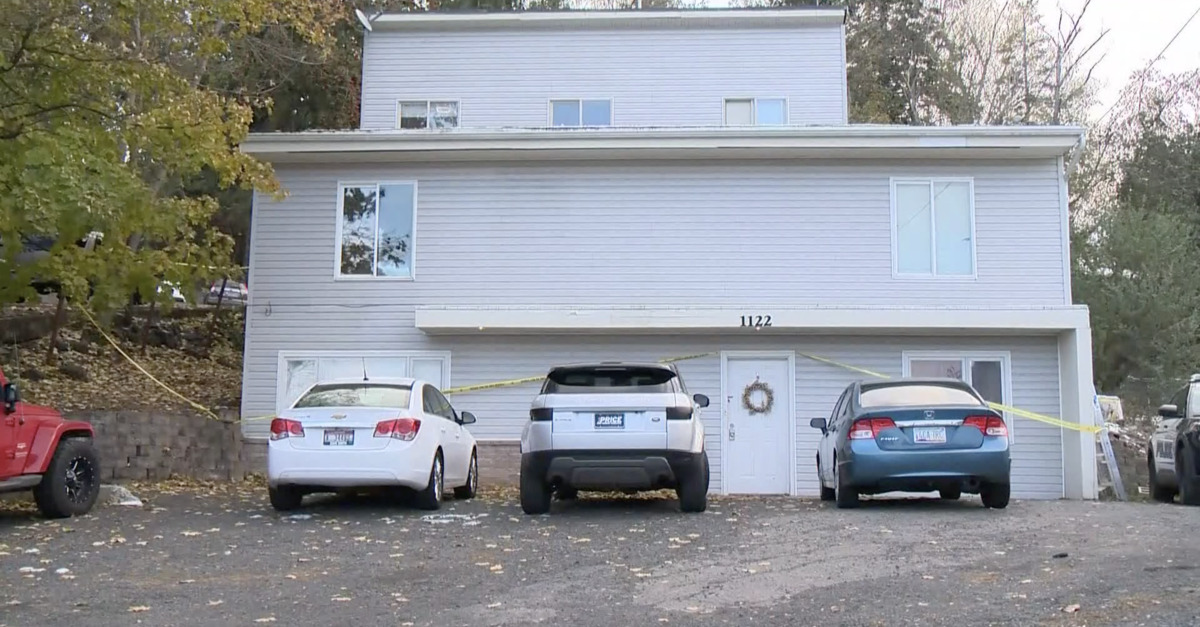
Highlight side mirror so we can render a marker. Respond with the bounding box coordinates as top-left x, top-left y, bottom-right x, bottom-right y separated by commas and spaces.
3, 382, 19, 413
809, 417, 827, 432
460, 411, 477, 425
693, 393, 710, 408
1158, 404, 1178, 418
